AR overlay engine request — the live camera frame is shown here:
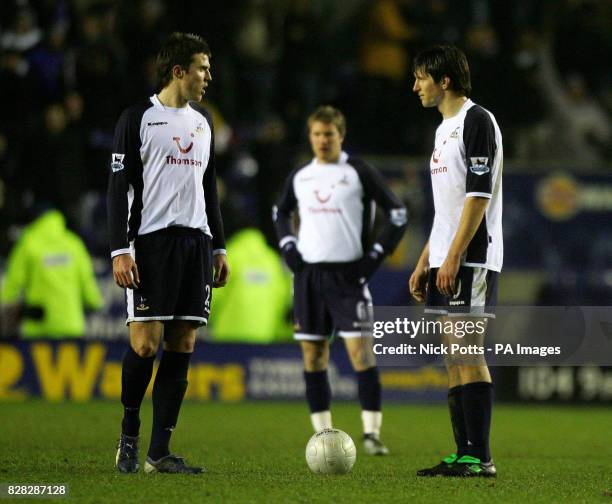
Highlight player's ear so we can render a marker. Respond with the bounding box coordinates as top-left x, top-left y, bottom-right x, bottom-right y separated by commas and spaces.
440, 76, 450, 90
172, 64, 184, 80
